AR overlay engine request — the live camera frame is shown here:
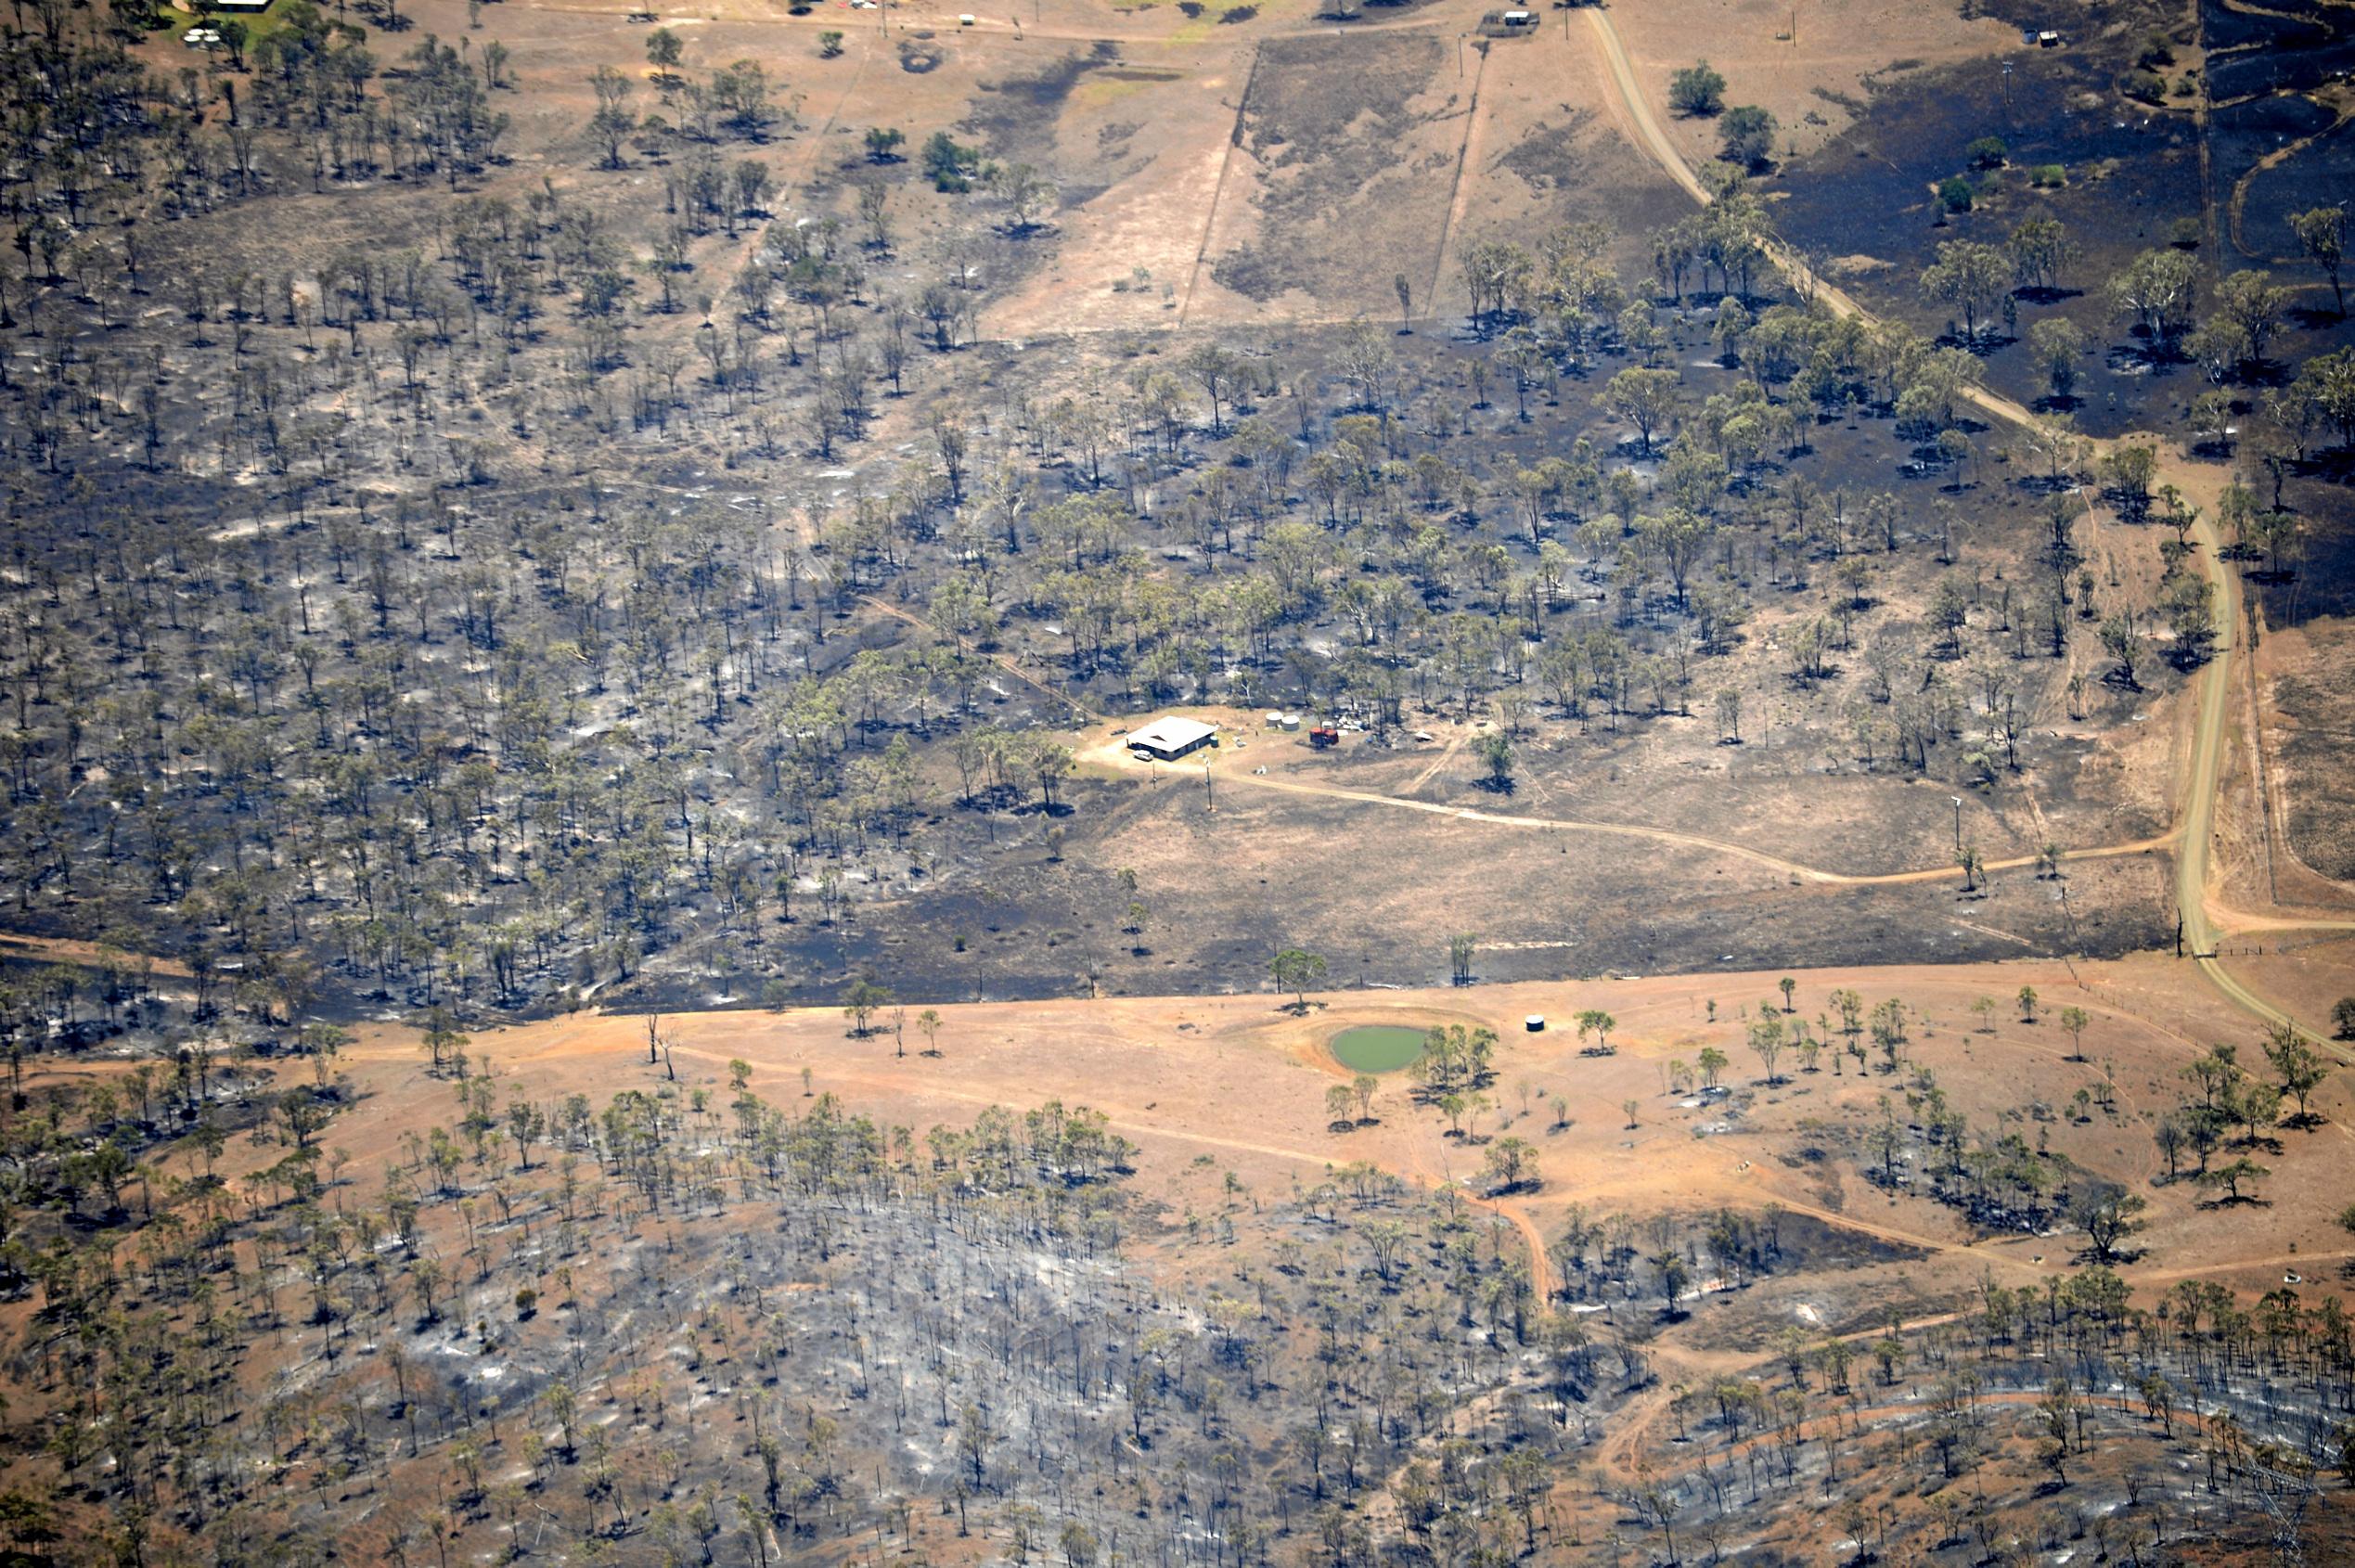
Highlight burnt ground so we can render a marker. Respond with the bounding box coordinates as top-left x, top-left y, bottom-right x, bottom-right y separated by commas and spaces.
4, 132, 2215, 1035
2254, 461, 2355, 625
1662, 1207, 1937, 1353
963, 40, 1124, 168
623, 292, 2203, 1014
0, 0, 2323, 1039
4, 0, 2346, 1556
627, 755, 2177, 1014
12, 950, 2349, 1568
1210, 32, 1455, 303
1768, 0, 2355, 643
2205, 0, 2355, 103
562, 275, 2210, 1018
2236, 112, 2355, 265
1775, 48, 2213, 442
1769, 5, 2355, 414
2259, 618, 2355, 883
2173, 1492, 2355, 1568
